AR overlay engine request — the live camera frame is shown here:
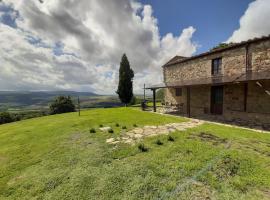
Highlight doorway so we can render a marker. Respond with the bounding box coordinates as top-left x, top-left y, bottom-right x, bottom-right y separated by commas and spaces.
211, 86, 224, 115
